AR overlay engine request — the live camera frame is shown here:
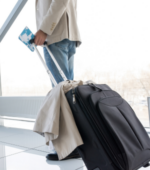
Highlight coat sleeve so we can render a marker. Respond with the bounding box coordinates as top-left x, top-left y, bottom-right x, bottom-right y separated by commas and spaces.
39, 0, 70, 35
